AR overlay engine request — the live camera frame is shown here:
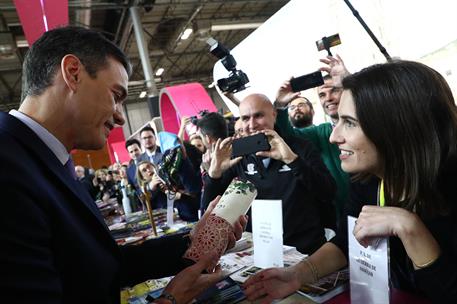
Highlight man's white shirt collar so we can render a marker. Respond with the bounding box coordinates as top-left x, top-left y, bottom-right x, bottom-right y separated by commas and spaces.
9, 110, 69, 165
